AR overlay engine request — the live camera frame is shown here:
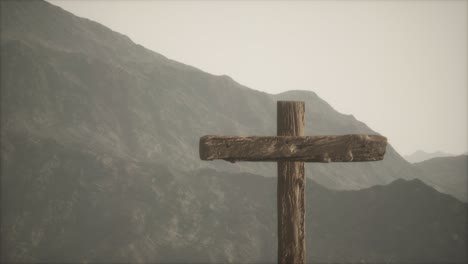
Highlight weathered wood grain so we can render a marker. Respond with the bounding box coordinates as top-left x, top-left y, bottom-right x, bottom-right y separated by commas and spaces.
199, 134, 387, 163
198, 100, 388, 264
277, 101, 305, 264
